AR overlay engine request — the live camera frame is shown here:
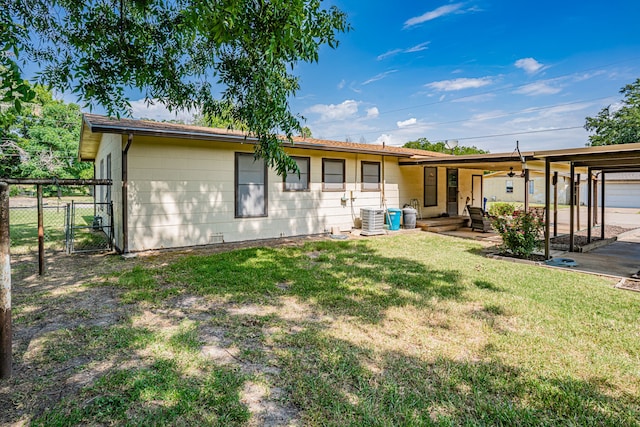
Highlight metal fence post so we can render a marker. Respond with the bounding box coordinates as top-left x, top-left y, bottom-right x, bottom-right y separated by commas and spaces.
37, 185, 45, 276
0, 182, 12, 379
